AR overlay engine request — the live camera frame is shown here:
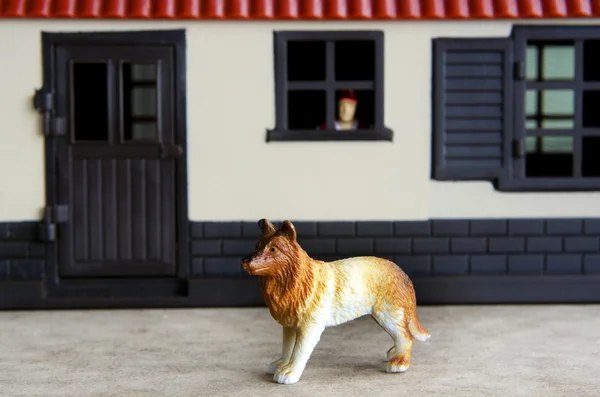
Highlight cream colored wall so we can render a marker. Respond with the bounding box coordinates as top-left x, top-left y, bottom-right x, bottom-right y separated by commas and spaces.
1, 19, 599, 222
